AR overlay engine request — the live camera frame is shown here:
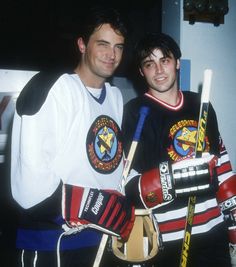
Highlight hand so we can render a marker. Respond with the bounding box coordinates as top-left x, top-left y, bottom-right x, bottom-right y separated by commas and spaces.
63, 184, 135, 241
229, 208, 236, 242
229, 224, 236, 267
171, 153, 218, 195
230, 242, 236, 267
217, 181, 236, 267
139, 154, 218, 209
